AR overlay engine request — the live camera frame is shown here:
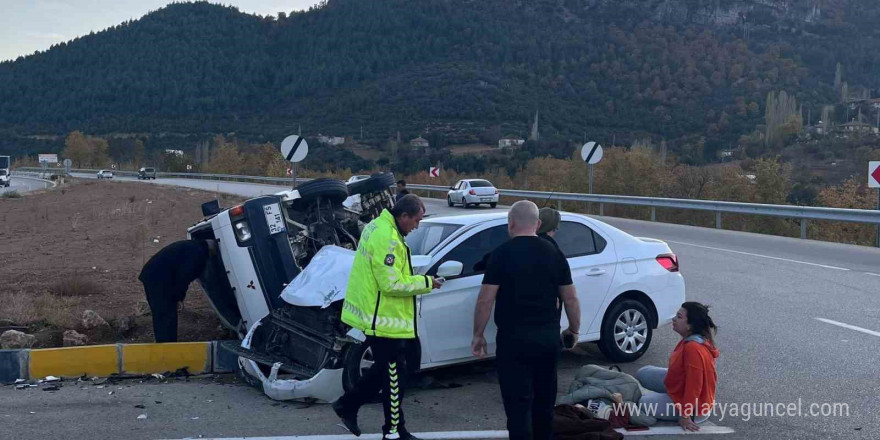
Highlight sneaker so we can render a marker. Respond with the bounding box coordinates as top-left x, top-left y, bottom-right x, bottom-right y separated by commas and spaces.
384, 431, 421, 440
331, 399, 361, 436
